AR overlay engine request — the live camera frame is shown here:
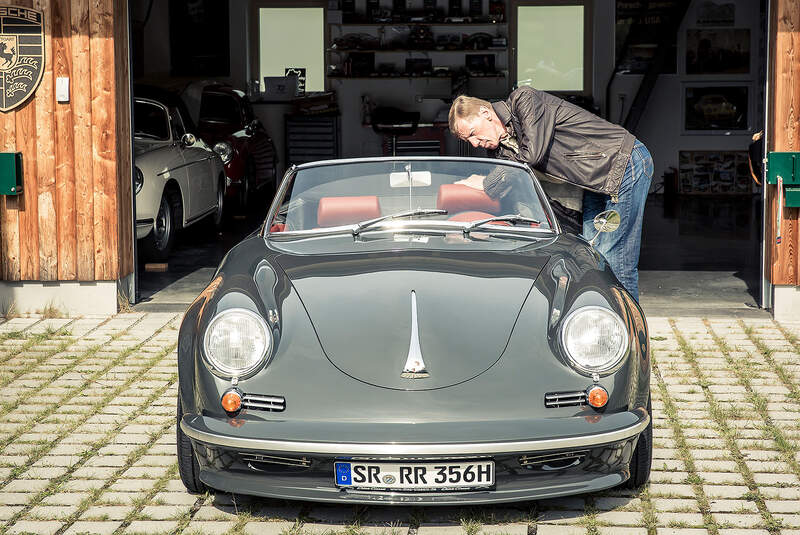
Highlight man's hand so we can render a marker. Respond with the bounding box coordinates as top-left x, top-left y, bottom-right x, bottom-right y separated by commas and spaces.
454, 174, 486, 190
